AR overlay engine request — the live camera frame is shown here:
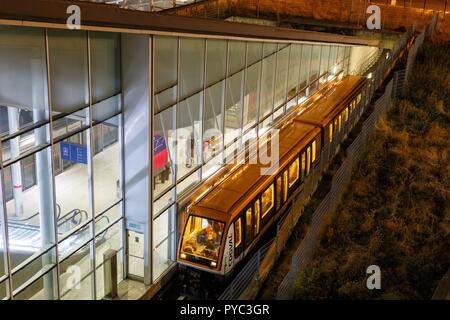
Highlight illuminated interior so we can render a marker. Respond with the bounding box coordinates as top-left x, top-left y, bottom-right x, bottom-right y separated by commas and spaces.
180, 215, 224, 264
234, 218, 242, 248
254, 200, 261, 236
312, 141, 317, 163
